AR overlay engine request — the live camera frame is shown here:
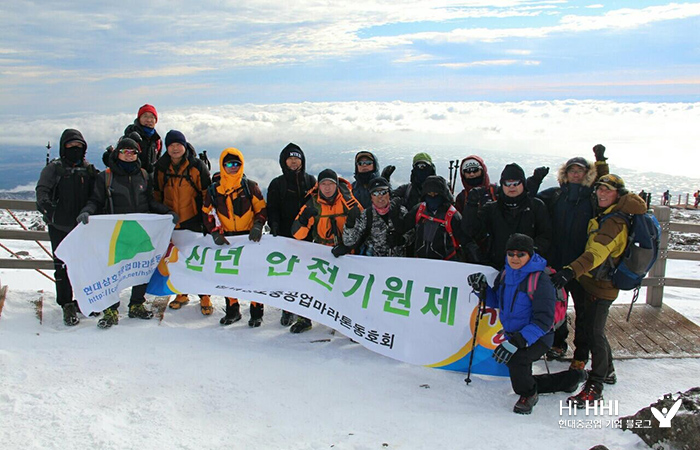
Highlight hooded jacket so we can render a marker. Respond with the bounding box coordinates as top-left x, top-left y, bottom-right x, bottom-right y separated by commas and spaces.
266, 143, 317, 238
568, 192, 647, 300
393, 154, 436, 211
202, 148, 267, 235
454, 155, 498, 214
351, 151, 380, 209
483, 252, 555, 347
292, 178, 362, 246
124, 119, 162, 173
153, 142, 211, 232
36, 129, 97, 232
537, 159, 609, 269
